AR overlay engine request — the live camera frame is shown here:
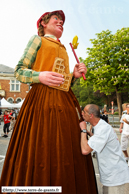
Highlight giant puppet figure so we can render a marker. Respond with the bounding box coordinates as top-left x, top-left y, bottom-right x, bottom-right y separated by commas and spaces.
0, 10, 98, 194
